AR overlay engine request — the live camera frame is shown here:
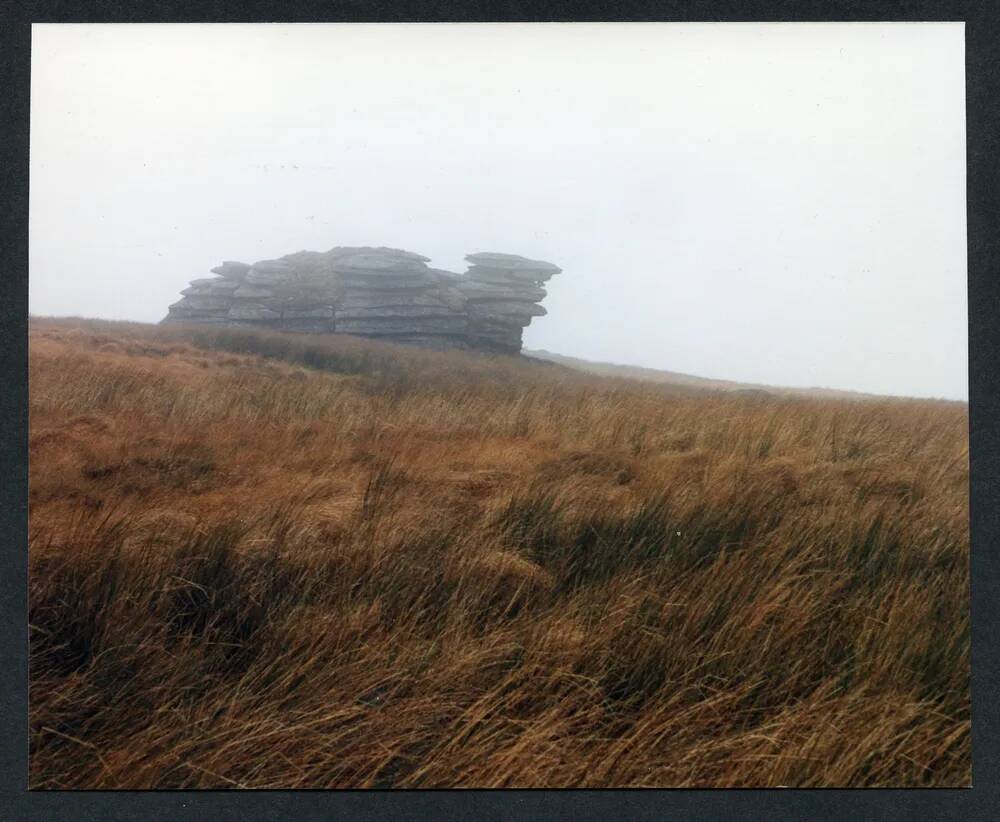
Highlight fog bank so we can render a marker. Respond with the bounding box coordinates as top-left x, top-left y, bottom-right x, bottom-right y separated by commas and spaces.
30, 23, 967, 399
